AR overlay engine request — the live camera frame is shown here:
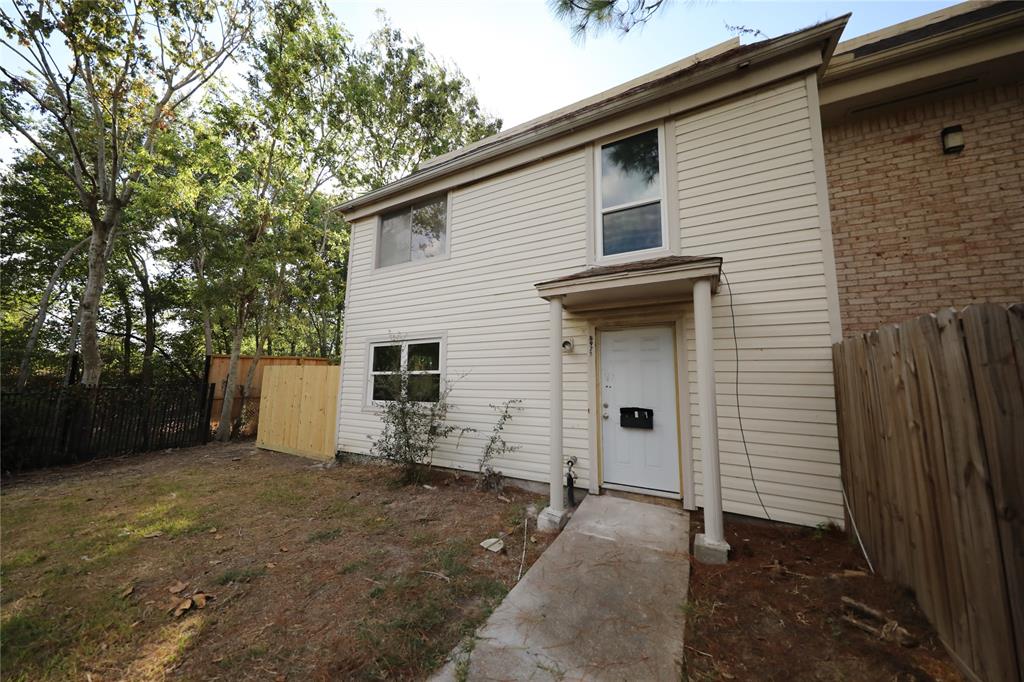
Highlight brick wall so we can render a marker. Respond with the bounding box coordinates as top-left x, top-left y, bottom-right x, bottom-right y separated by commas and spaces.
823, 83, 1024, 335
